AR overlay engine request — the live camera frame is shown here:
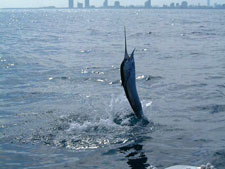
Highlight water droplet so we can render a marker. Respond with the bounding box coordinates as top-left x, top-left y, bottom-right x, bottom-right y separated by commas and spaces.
146, 101, 152, 107
97, 79, 104, 82
81, 69, 88, 74
136, 75, 145, 80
